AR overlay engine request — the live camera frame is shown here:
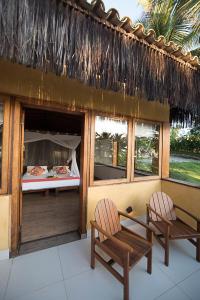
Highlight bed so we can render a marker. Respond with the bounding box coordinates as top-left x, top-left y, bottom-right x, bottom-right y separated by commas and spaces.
22, 131, 81, 193
22, 174, 80, 192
